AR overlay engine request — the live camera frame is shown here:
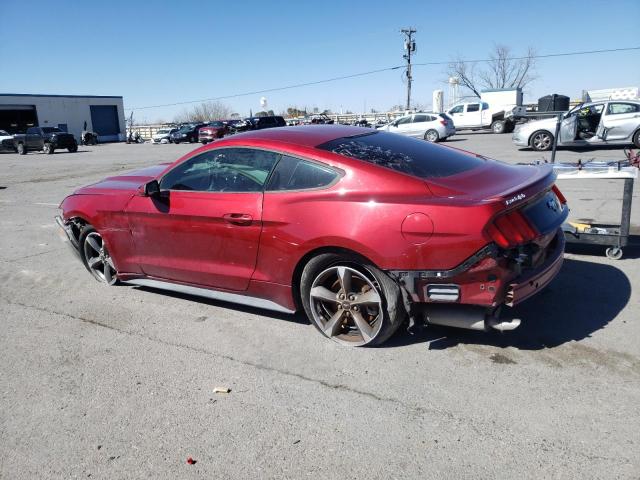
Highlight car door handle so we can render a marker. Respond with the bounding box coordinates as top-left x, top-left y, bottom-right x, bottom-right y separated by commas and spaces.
223, 213, 253, 225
